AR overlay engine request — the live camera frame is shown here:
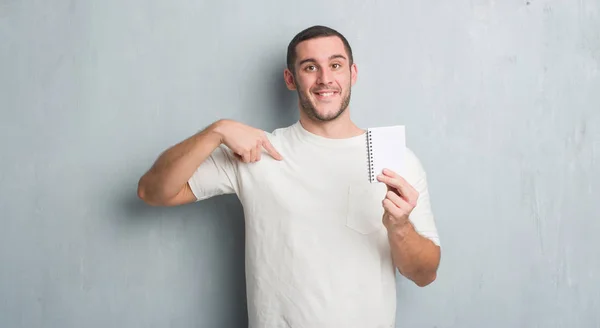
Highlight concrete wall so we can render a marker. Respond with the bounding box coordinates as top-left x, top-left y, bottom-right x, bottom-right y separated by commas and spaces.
1, 0, 599, 327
